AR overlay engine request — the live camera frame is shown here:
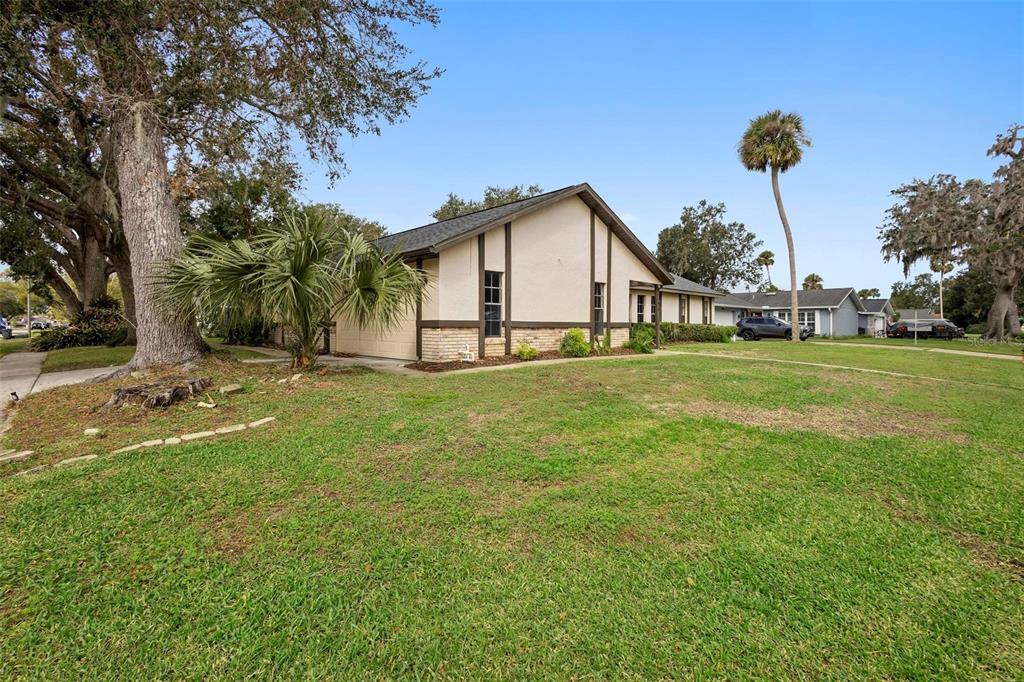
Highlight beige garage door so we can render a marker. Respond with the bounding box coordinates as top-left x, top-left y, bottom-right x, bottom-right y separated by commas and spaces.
335, 309, 418, 360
